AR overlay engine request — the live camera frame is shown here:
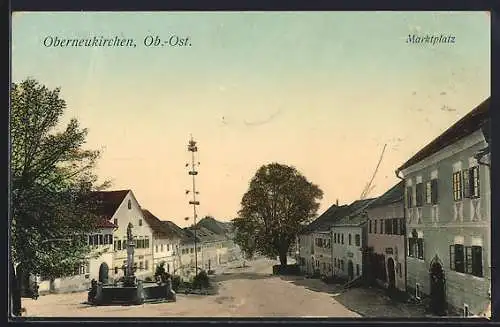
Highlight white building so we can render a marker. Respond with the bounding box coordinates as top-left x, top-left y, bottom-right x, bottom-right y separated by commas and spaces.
36, 221, 116, 294
142, 209, 184, 274
331, 199, 374, 281
92, 190, 155, 280
297, 203, 345, 276
396, 98, 490, 316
